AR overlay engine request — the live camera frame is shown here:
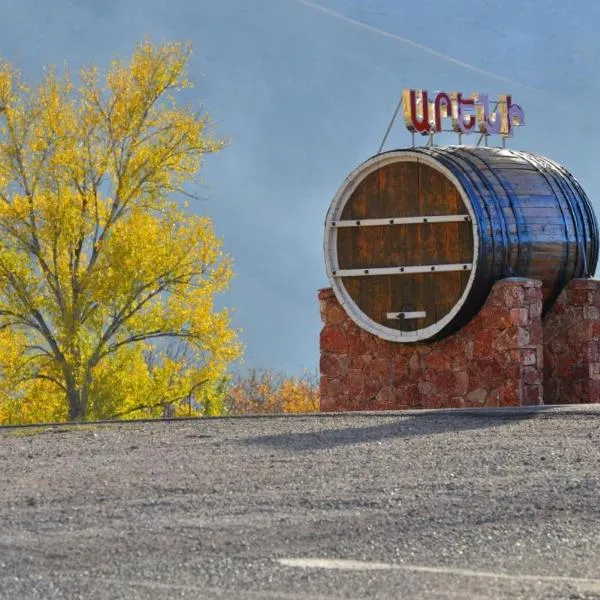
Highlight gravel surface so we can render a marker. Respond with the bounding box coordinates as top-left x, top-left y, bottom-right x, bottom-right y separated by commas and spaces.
1, 406, 600, 599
